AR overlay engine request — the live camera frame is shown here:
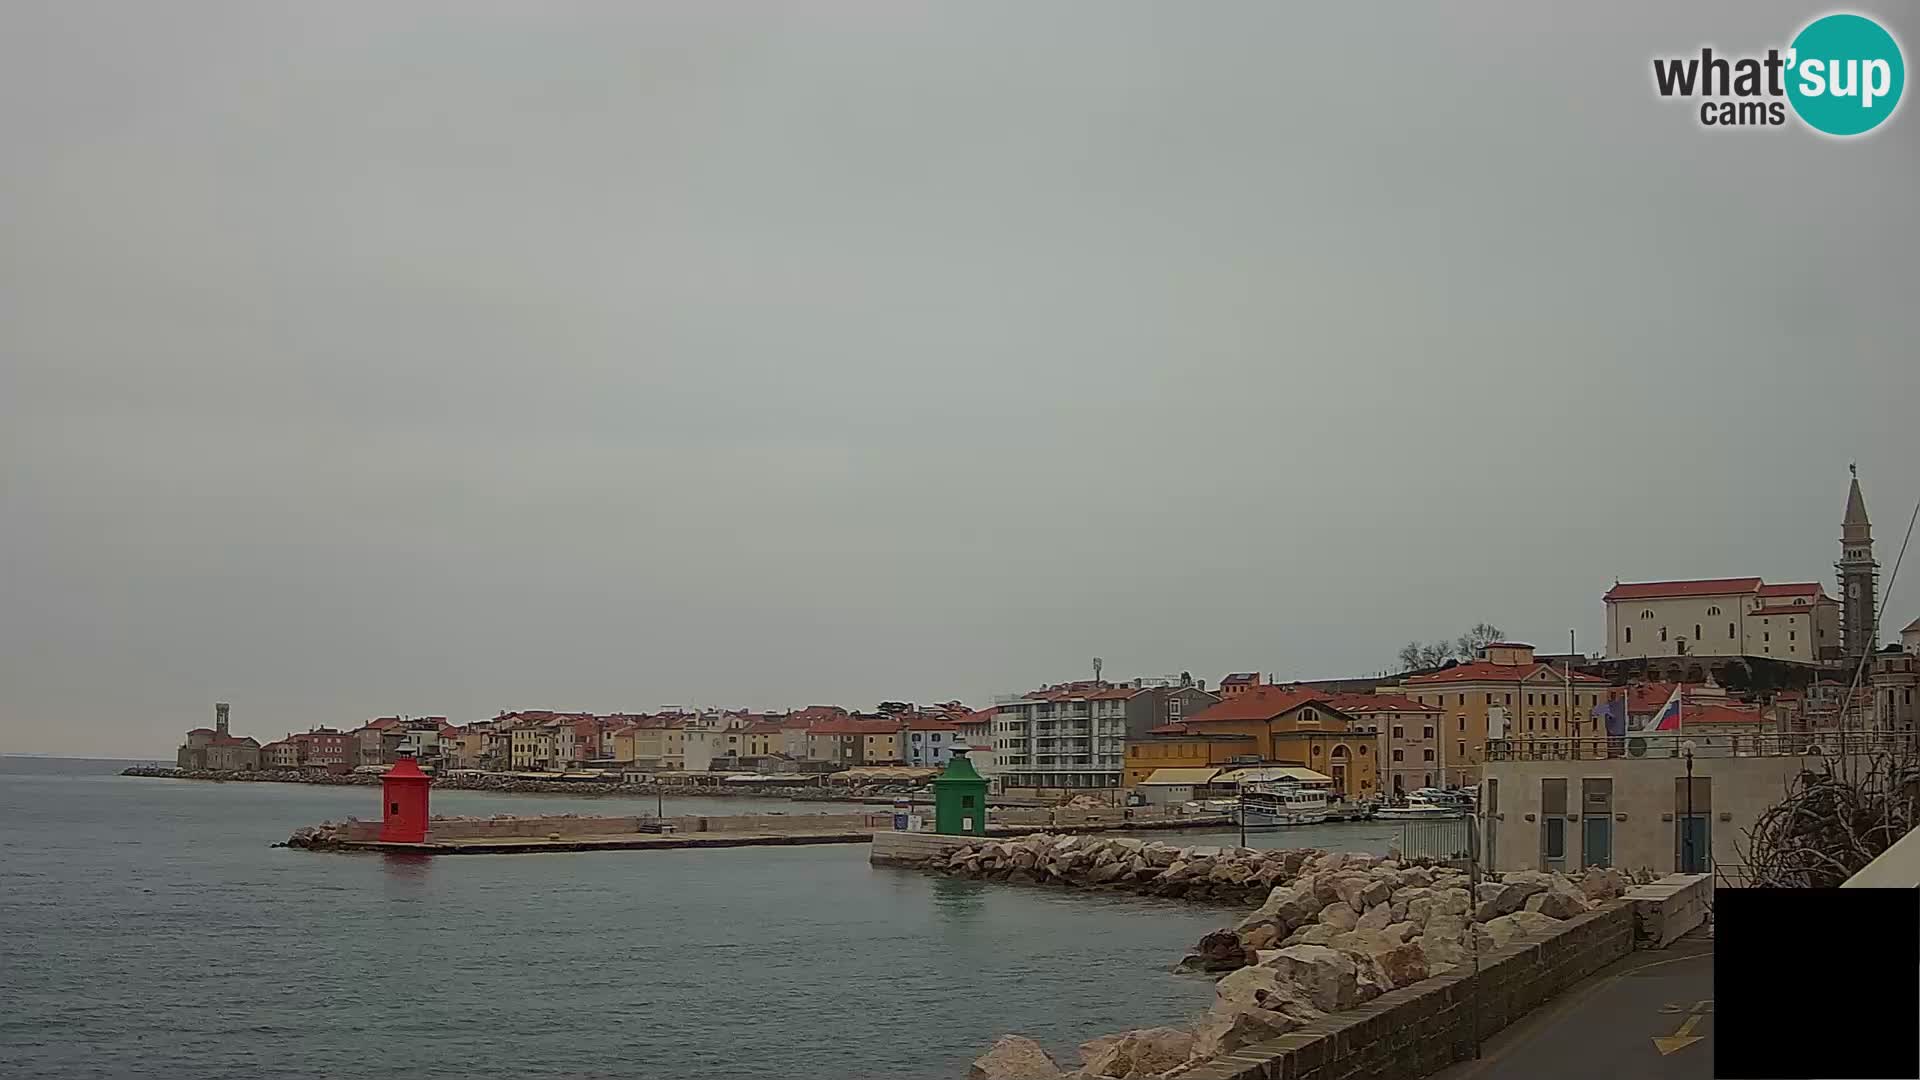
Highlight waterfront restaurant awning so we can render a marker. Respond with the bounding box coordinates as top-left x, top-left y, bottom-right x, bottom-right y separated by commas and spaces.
836, 766, 941, 781
1139, 768, 1223, 786
1214, 766, 1334, 788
